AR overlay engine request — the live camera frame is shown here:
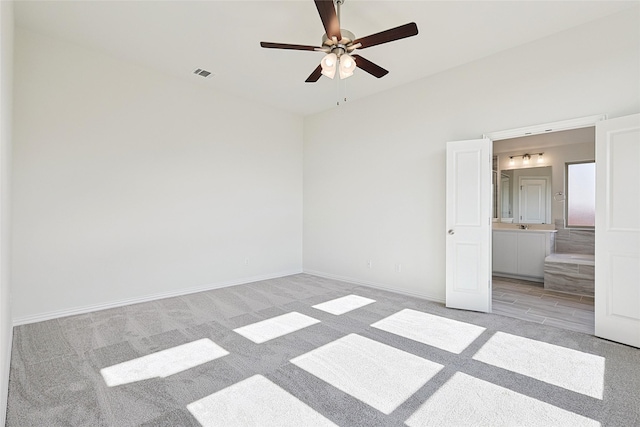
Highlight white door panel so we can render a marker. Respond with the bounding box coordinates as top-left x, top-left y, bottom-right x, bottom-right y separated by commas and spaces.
446, 138, 492, 313
595, 113, 640, 348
